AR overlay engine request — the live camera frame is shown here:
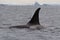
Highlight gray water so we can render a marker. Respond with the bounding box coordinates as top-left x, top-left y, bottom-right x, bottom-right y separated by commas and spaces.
0, 5, 60, 40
